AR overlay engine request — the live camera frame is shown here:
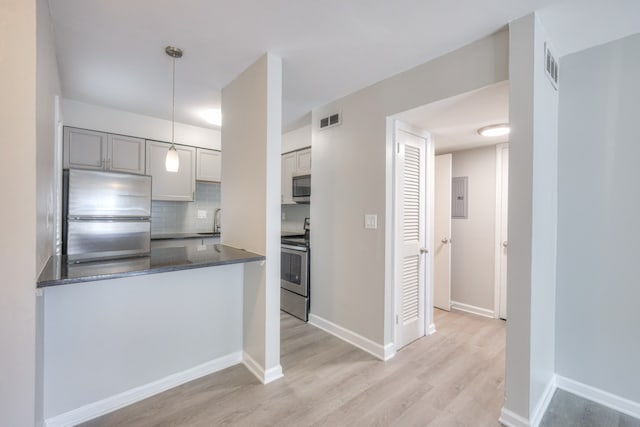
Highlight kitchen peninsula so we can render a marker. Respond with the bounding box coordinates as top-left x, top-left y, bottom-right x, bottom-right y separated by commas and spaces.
39, 241, 265, 425
37, 243, 263, 287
